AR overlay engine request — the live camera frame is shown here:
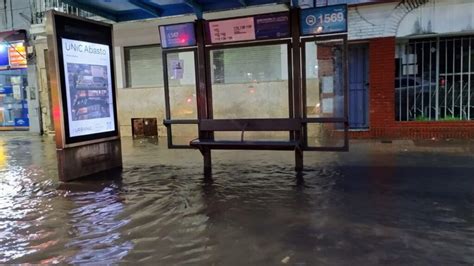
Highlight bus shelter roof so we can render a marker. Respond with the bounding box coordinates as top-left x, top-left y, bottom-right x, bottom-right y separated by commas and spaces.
61, 0, 395, 22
